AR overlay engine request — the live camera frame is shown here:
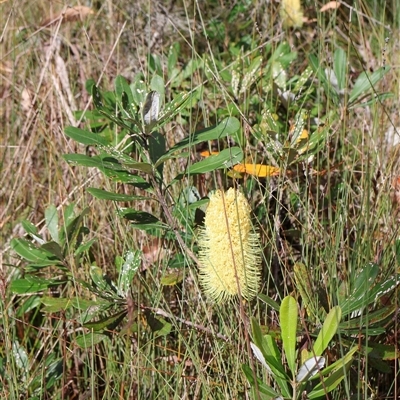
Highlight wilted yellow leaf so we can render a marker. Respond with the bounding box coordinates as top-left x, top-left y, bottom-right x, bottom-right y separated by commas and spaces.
200, 150, 220, 157
233, 164, 281, 177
